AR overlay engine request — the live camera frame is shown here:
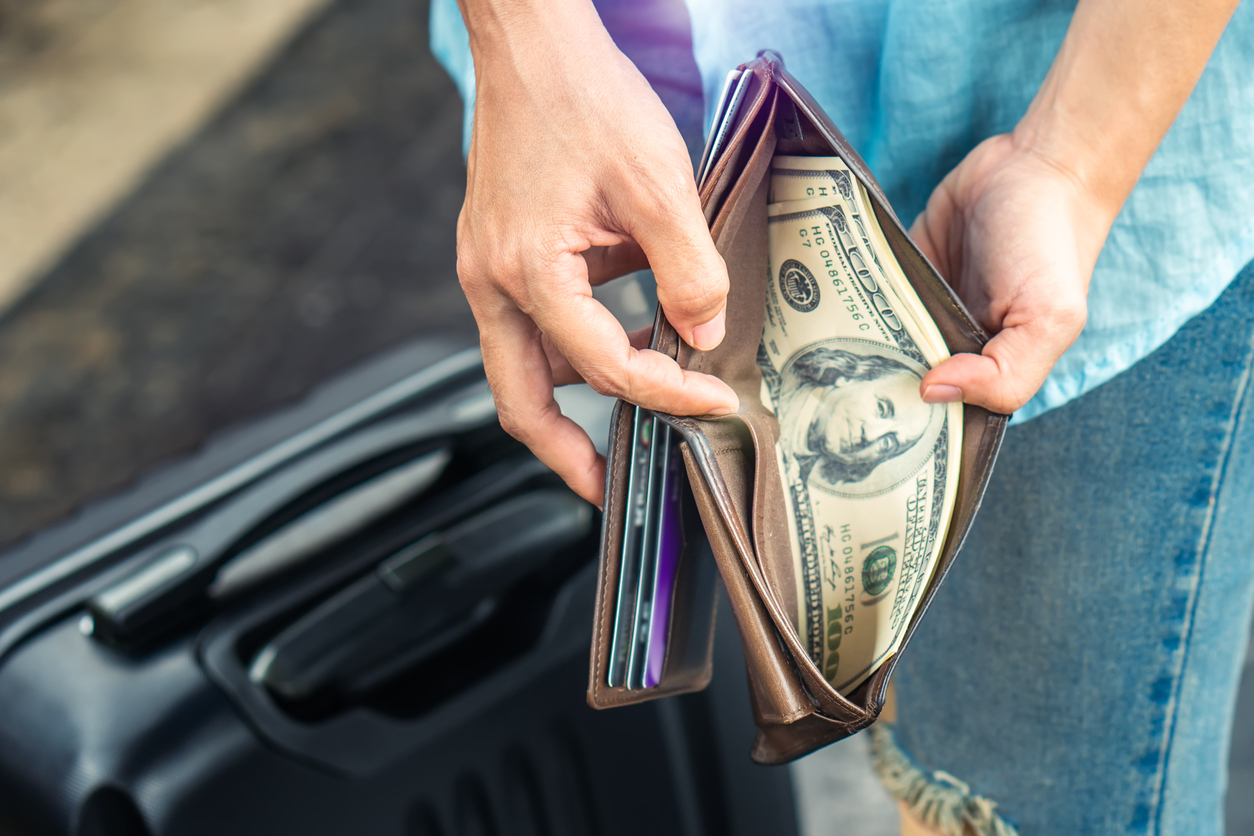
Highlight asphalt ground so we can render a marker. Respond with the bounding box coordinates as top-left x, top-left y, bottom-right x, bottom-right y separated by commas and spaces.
0, 0, 472, 547
0, 0, 1250, 832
